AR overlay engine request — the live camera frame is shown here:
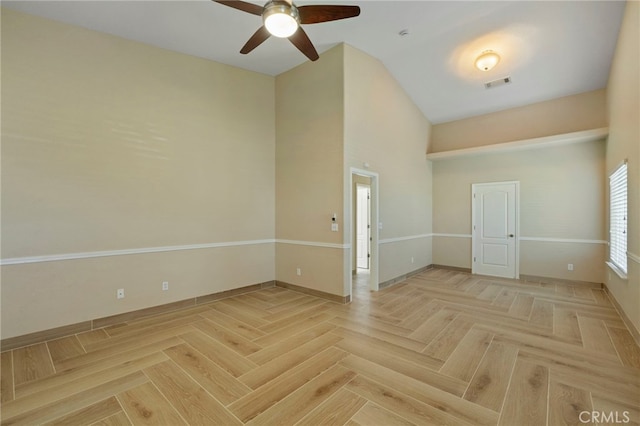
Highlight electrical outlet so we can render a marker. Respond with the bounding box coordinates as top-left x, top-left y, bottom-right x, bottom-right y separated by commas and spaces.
568, 263, 574, 271
162, 281, 169, 291
117, 288, 125, 299
296, 268, 301, 276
